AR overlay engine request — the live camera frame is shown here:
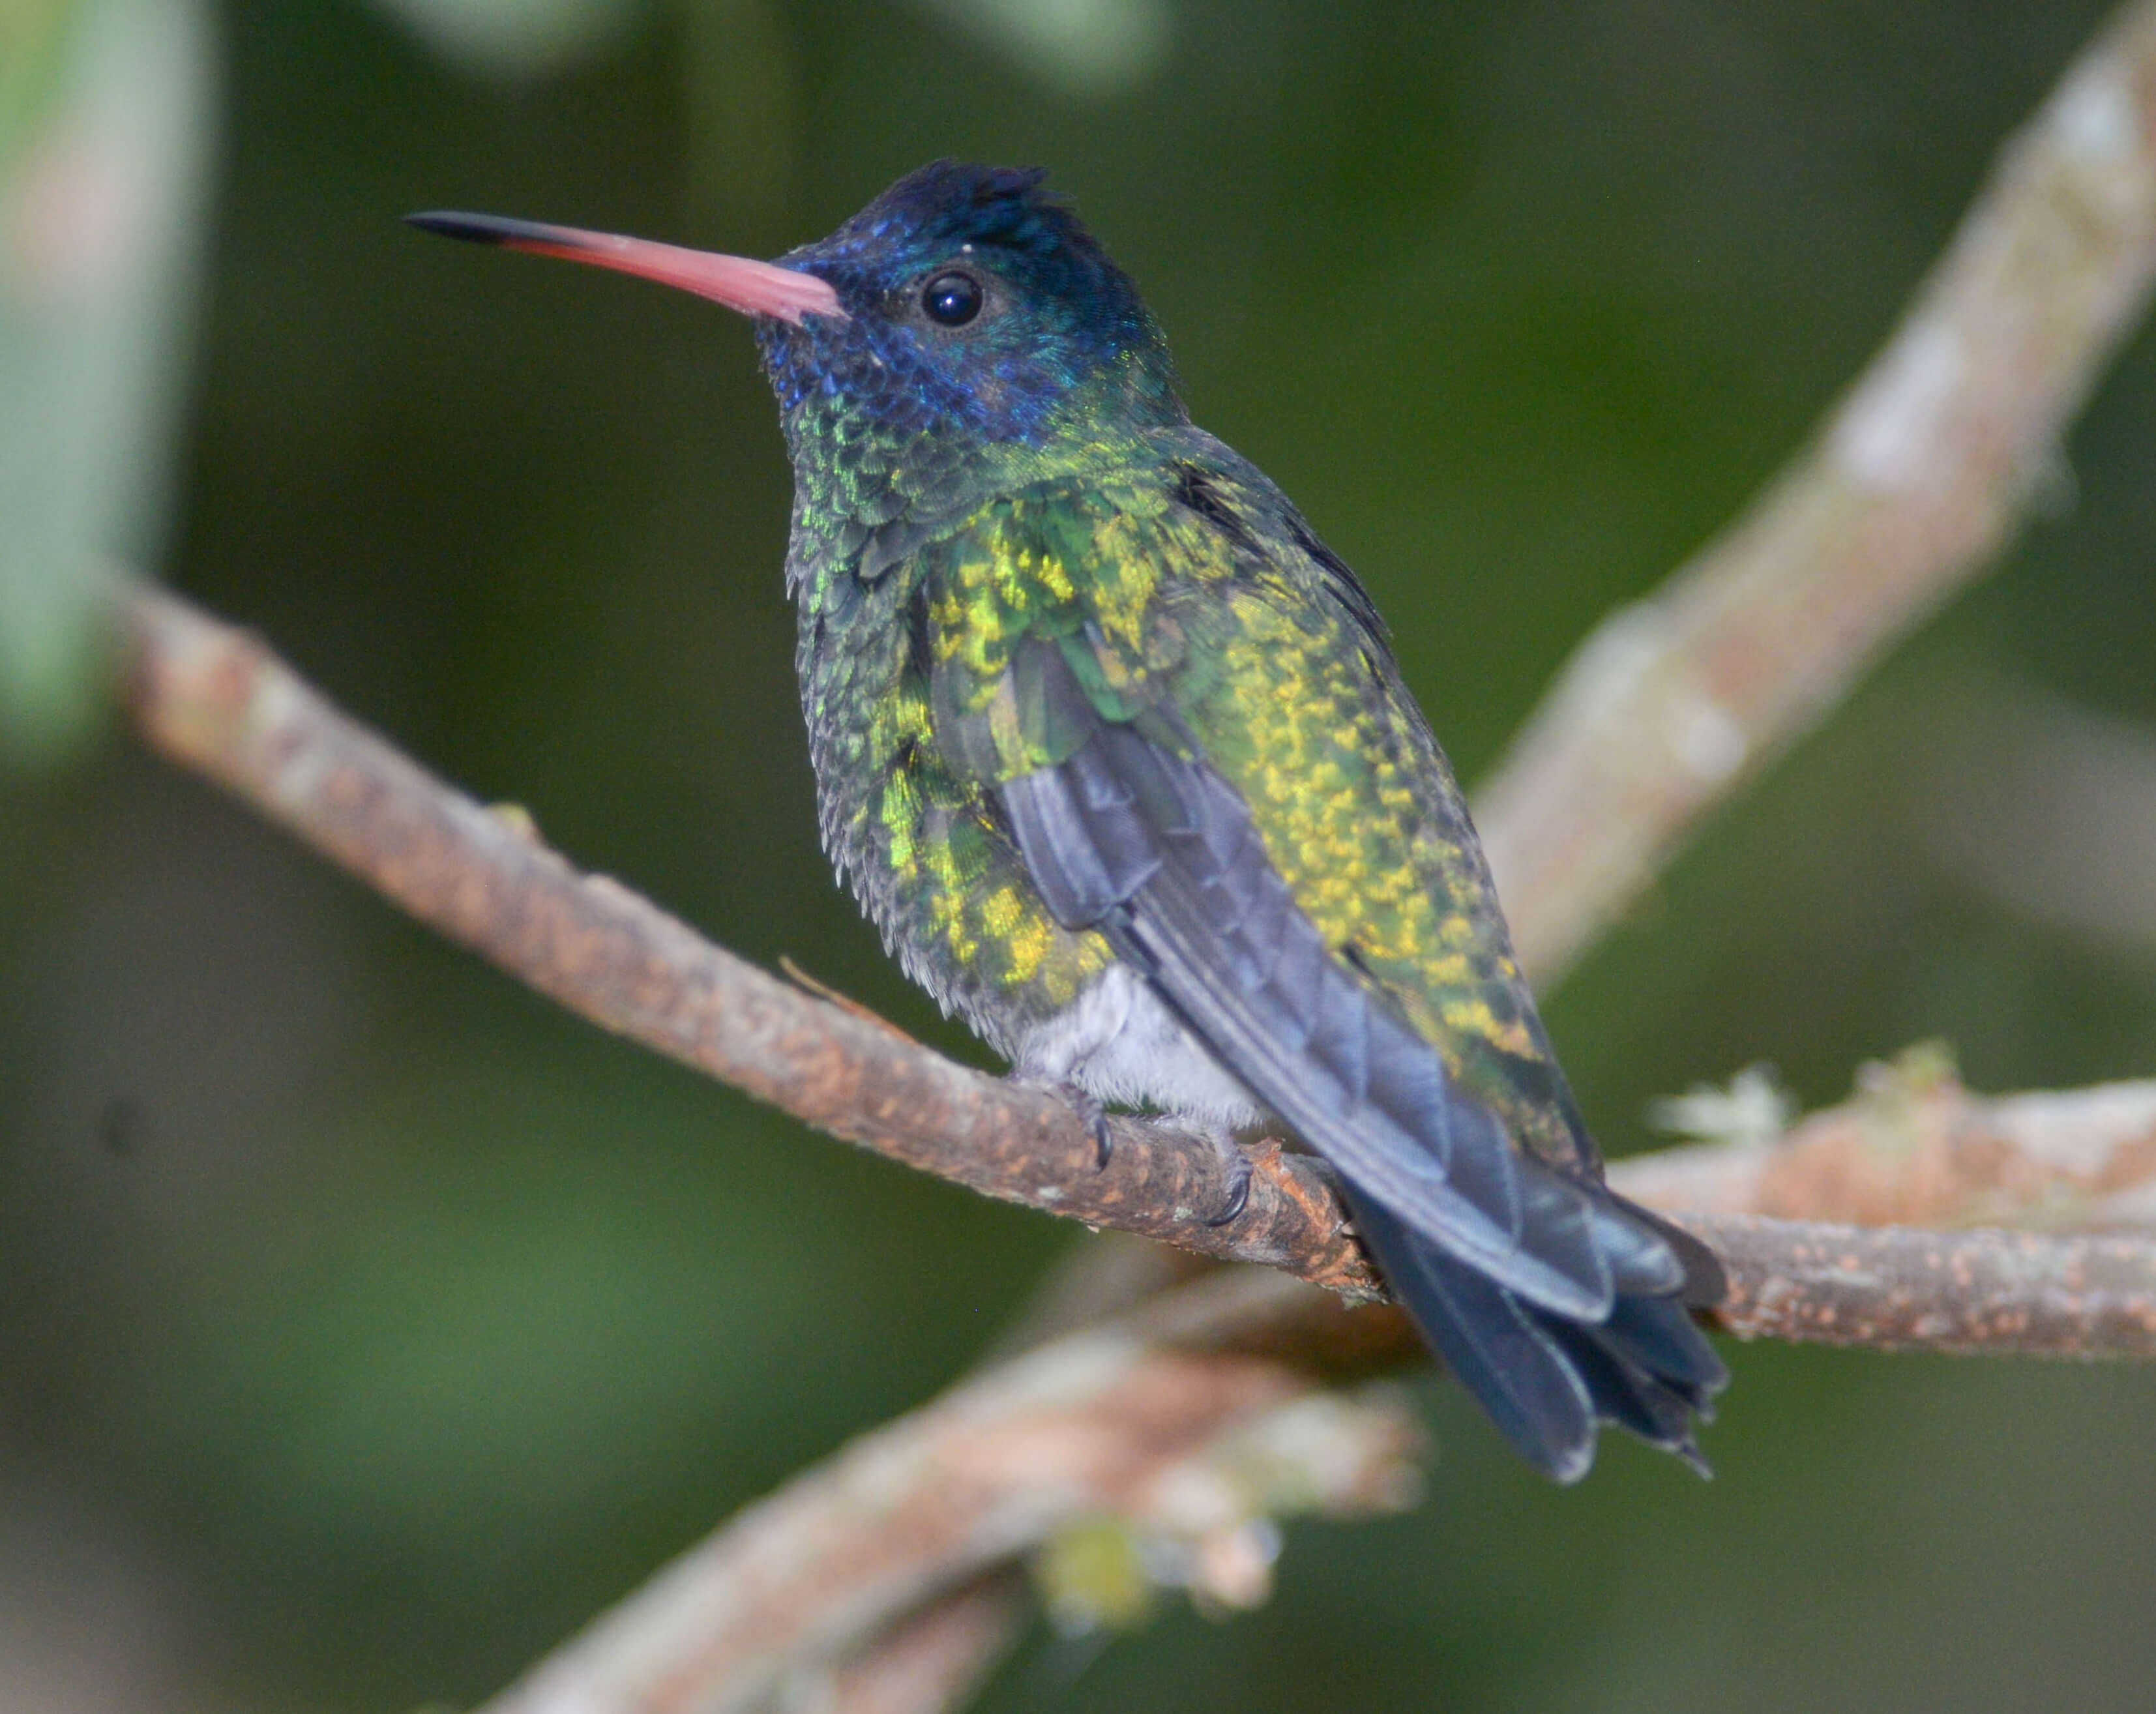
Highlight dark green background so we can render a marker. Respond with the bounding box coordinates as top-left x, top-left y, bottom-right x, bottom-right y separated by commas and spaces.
6, 1, 2156, 1708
